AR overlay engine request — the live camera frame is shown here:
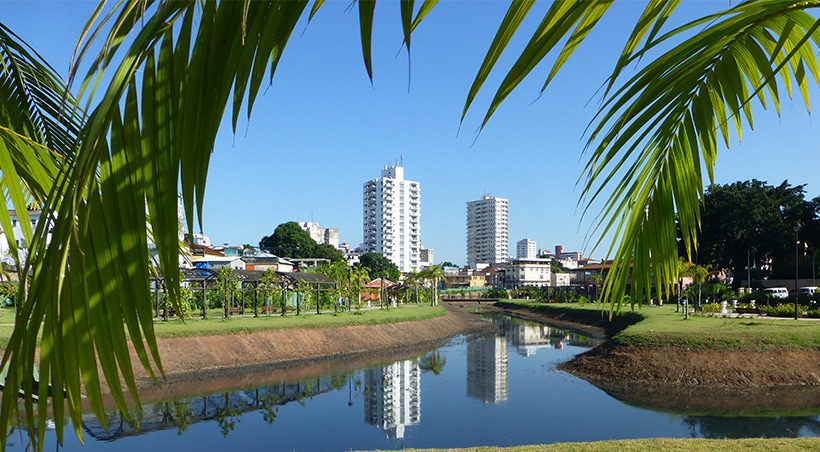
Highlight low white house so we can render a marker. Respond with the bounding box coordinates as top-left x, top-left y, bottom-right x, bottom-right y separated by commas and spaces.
499, 258, 552, 288
0, 209, 54, 266
190, 255, 245, 271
